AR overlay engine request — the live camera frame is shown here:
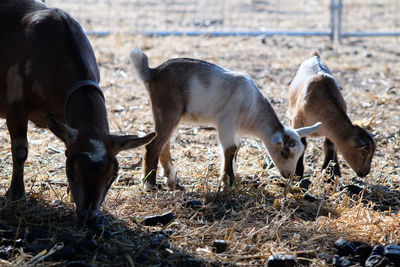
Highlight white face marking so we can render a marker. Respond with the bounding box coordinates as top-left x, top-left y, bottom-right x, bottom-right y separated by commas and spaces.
7, 63, 24, 102
85, 139, 107, 162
